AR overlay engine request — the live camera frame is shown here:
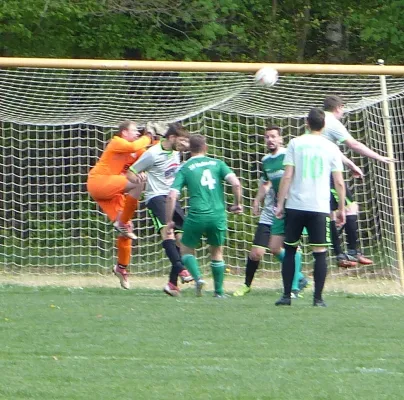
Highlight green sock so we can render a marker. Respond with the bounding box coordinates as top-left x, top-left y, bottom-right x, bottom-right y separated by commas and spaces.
292, 250, 302, 291
275, 248, 285, 262
211, 260, 225, 295
181, 254, 201, 281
